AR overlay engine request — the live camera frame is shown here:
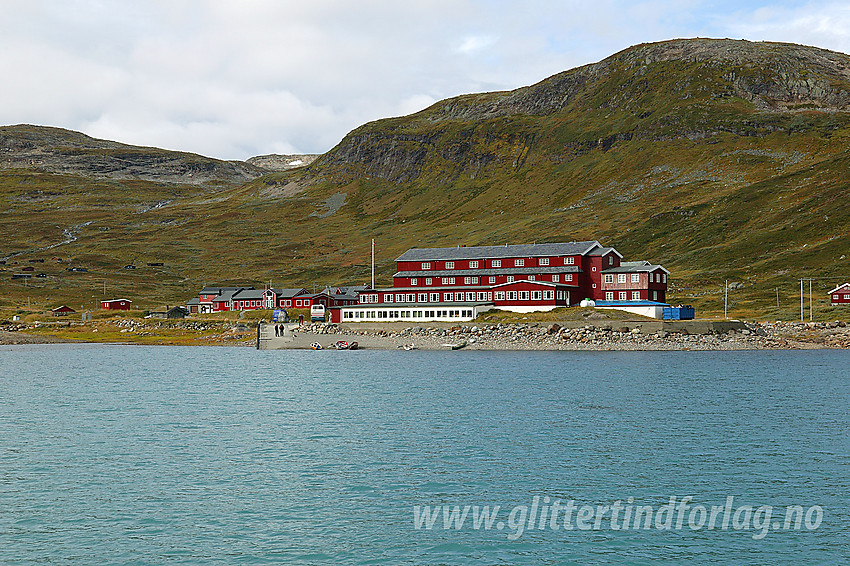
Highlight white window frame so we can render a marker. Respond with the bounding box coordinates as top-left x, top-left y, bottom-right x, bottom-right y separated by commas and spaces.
421, 262, 431, 270
540, 258, 549, 266
528, 275, 535, 281
411, 278, 418, 286
519, 291, 530, 300
489, 276, 496, 284
553, 275, 559, 282
632, 291, 641, 300
445, 261, 455, 269
492, 259, 501, 268
385, 294, 394, 303
618, 274, 627, 283
449, 277, 456, 285
507, 275, 514, 283
632, 273, 640, 283
425, 277, 432, 285
606, 292, 614, 300
604, 274, 614, 283
543, 290, 554, 300
495, 291, 506, 300
441, 277, 450, 285
471, 277, 479, 284
464, 277, 472, 285
466, 292, 475, 301
619, 292, 627, 301
469, 260, 478, 268
531, 291, 542, 300
515, 259, 524, 267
